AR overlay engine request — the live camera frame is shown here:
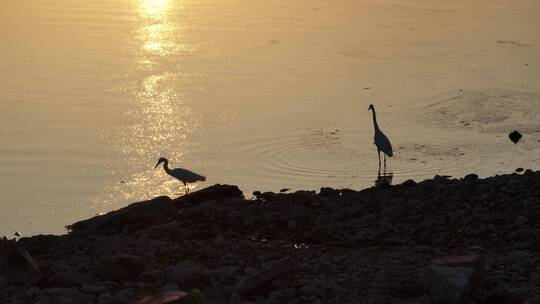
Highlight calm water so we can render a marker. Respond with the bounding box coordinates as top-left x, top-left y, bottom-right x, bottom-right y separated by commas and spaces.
1, 0, 539, 235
